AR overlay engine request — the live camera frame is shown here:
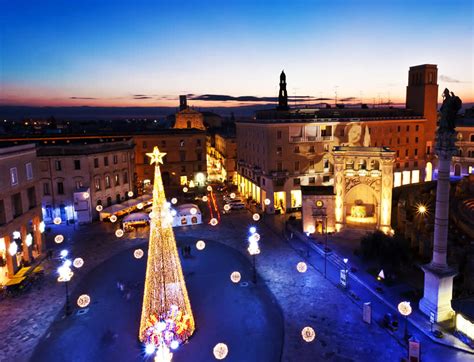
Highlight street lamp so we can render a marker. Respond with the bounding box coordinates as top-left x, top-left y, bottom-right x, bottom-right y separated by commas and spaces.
398, 301, 412, 341
248, 233, 260, 284
57, 249, 81, 316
